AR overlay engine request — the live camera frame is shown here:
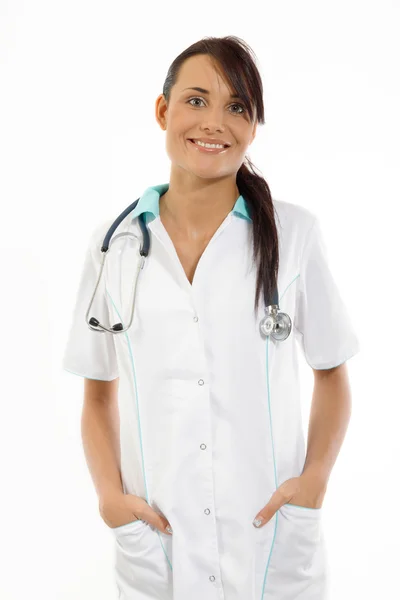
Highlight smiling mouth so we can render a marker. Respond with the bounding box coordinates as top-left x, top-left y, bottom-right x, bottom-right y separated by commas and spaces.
188, 139, 230, 153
